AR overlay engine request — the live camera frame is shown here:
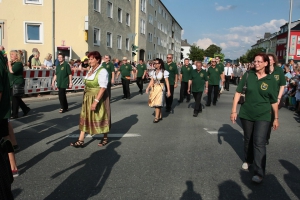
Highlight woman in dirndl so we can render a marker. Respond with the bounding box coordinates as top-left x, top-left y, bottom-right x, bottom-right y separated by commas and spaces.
70, 51, 111, 148
146, 58, 171, 123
